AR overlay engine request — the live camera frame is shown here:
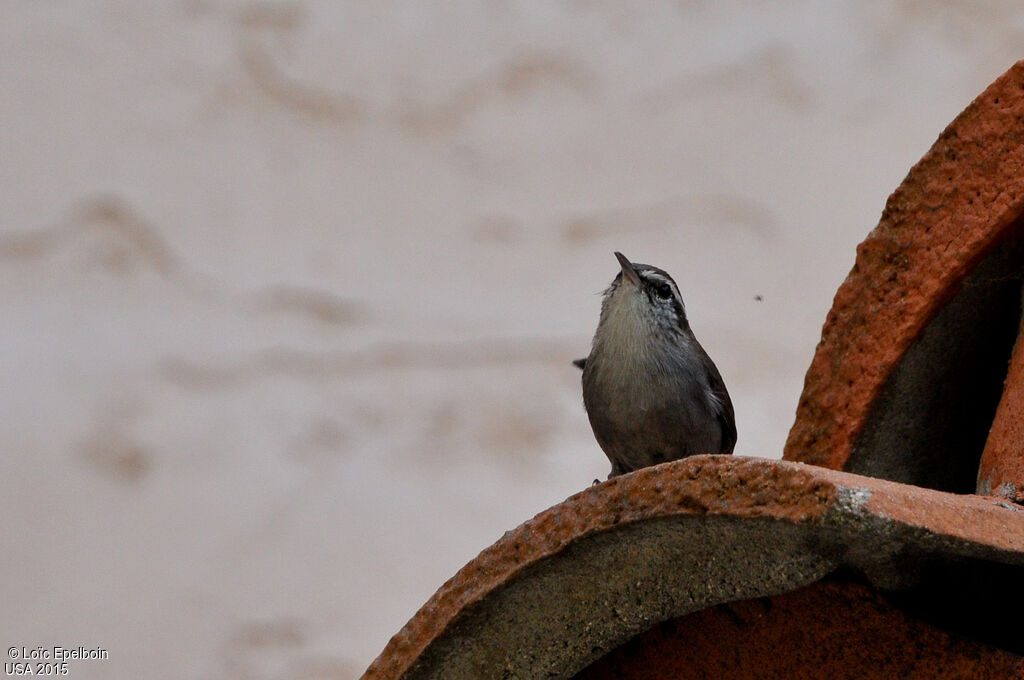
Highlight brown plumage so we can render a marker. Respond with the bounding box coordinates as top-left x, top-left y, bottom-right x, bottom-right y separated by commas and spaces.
578, 252, 735, 477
